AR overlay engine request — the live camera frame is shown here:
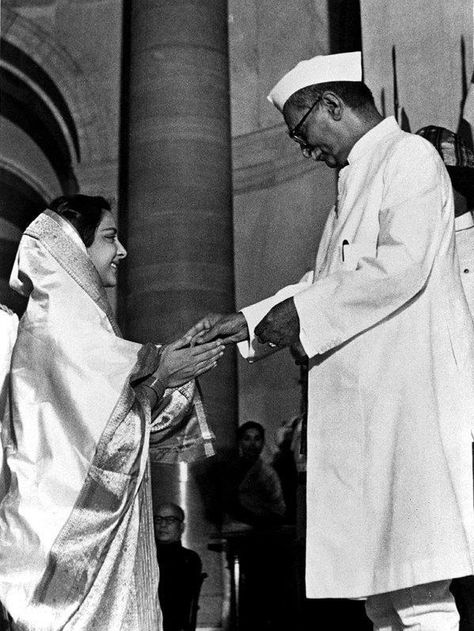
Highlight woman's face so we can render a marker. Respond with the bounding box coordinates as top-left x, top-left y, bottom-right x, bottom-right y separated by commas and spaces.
87, 211, 127, 287
239, 428, 264, 460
